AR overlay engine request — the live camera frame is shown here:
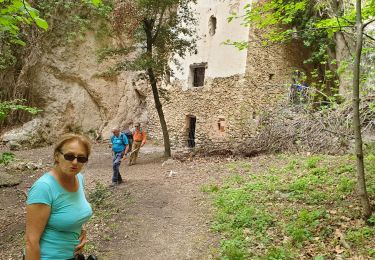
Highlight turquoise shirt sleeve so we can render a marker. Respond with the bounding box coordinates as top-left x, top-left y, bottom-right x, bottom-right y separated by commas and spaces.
27, 181, 53, 206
